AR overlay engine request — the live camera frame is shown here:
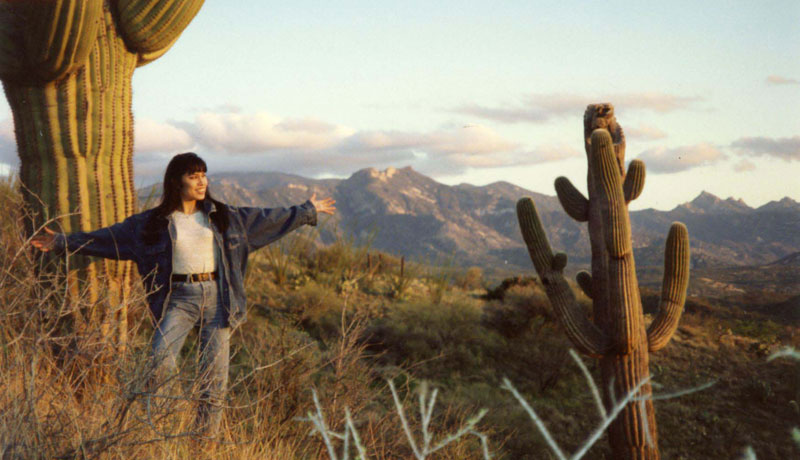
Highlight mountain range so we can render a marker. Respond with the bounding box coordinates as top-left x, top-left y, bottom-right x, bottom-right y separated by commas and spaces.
140, 166, 800, 271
